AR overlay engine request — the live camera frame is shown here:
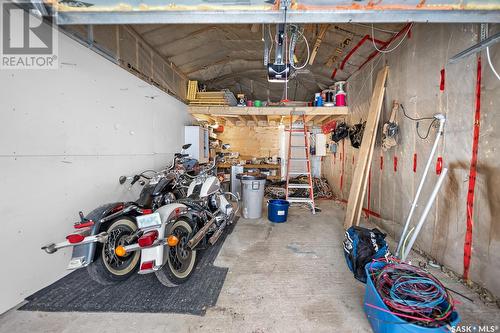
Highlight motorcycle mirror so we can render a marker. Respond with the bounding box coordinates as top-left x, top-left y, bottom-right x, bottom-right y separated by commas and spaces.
119, 176, 127, 185
182, 143, 192, 150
